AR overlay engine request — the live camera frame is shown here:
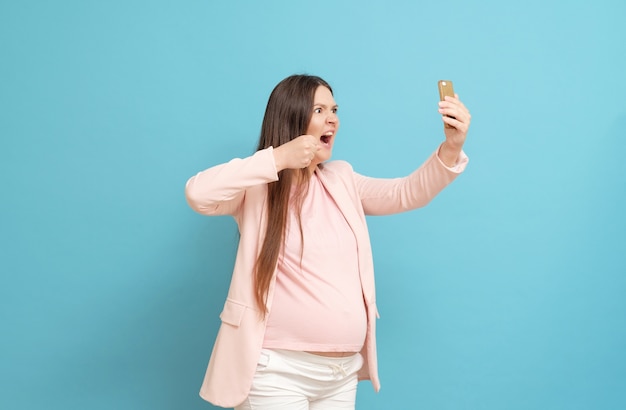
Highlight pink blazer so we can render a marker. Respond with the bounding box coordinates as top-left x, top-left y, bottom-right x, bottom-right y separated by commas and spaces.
185, 146, 468, 408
